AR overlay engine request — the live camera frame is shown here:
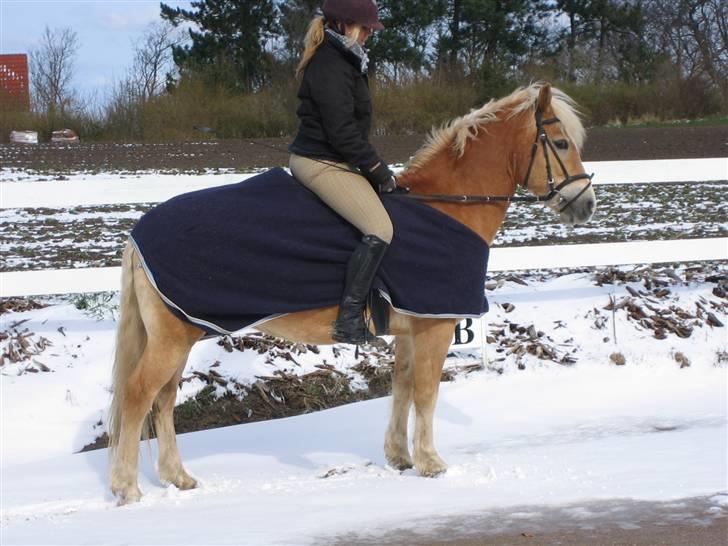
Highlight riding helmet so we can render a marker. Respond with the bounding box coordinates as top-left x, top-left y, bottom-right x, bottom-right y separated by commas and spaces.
321, 0, 385, 30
